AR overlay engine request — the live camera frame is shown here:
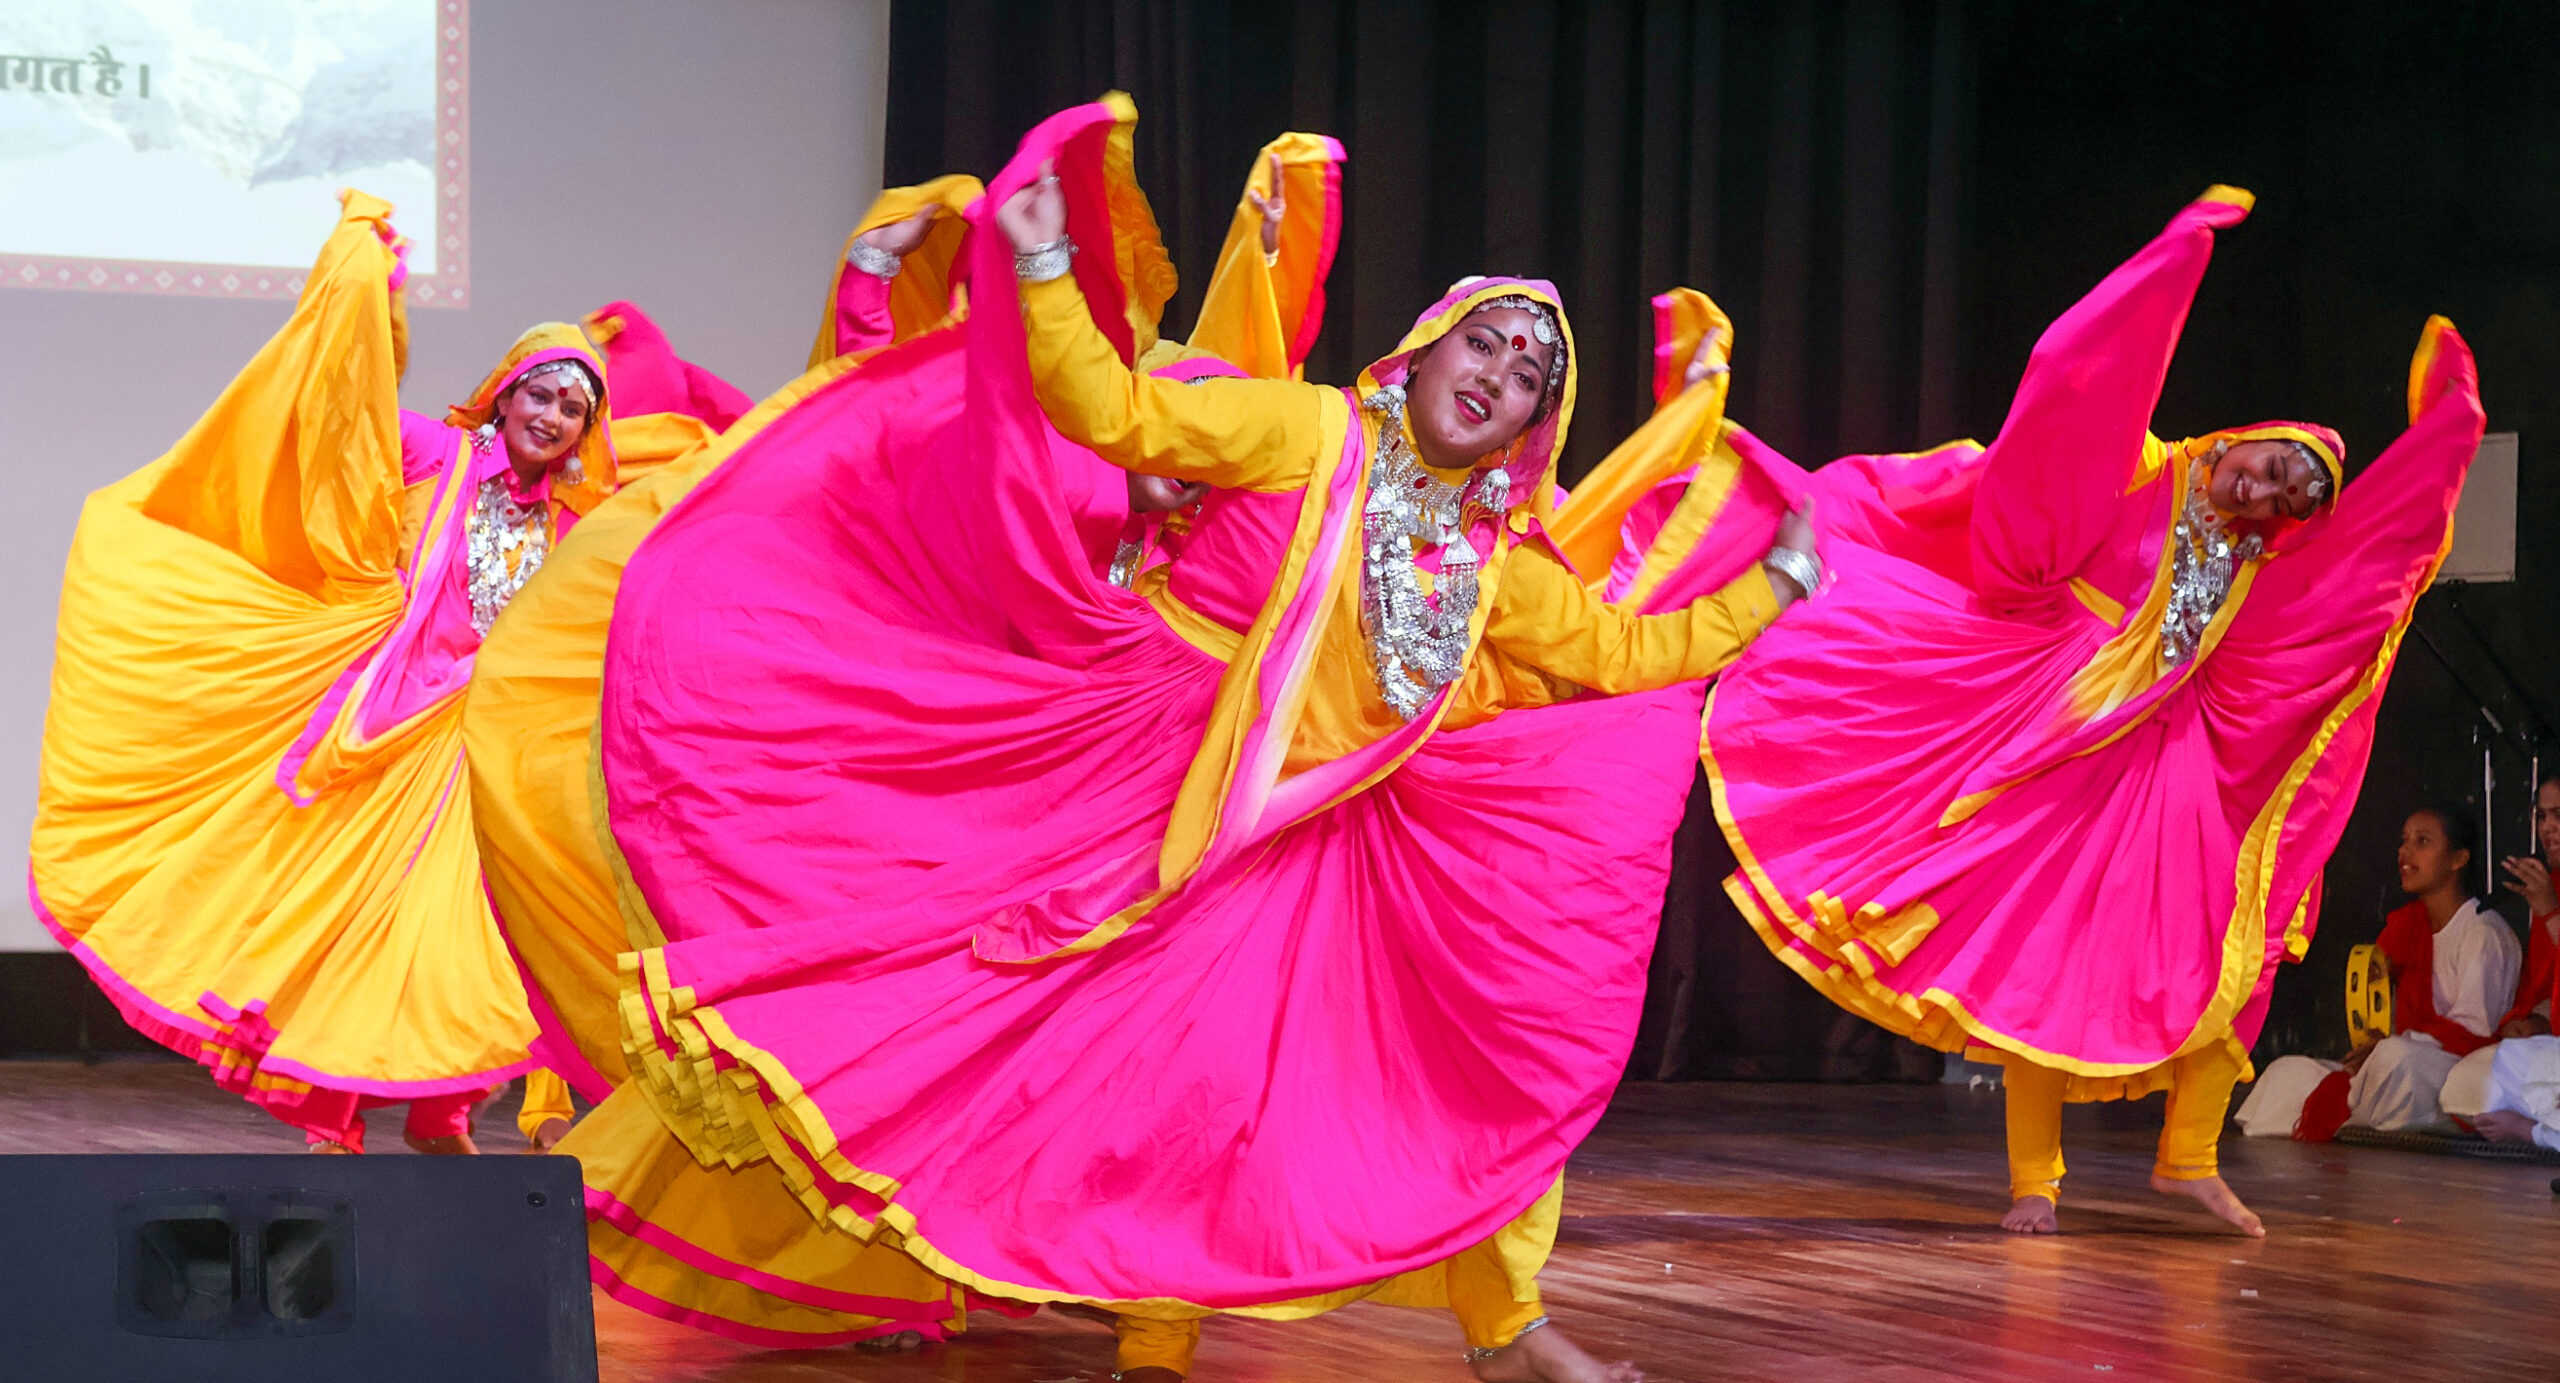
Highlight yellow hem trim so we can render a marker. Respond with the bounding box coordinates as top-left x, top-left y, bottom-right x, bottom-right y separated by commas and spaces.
619, 944, 1542, 1319
1703, 509, 2439, 1079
